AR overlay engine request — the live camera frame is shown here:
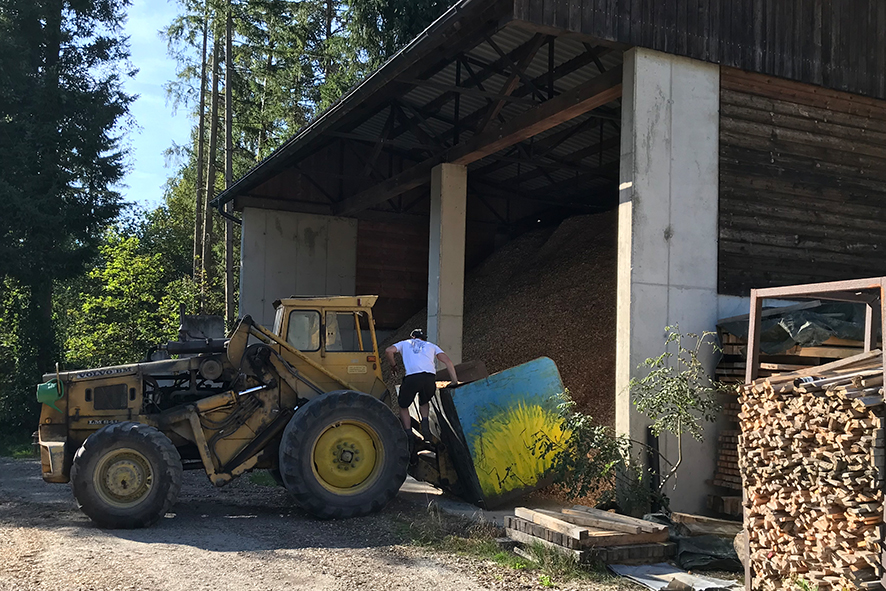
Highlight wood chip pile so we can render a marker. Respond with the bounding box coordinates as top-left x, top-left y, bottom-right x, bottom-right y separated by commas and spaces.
739, 351, 886, 591
382, 212, 617, 425
505, 505, 673, 564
